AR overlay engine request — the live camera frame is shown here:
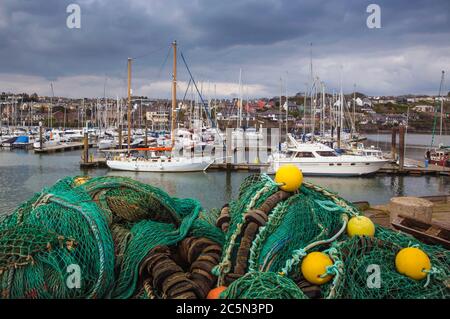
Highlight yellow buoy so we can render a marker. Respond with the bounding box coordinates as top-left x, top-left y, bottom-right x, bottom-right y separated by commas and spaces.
301, 252, 334, 285
274, 164, 303, 192
74, 176, 90, 186
347, 216, 375, 237
395, 247, 431, 280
